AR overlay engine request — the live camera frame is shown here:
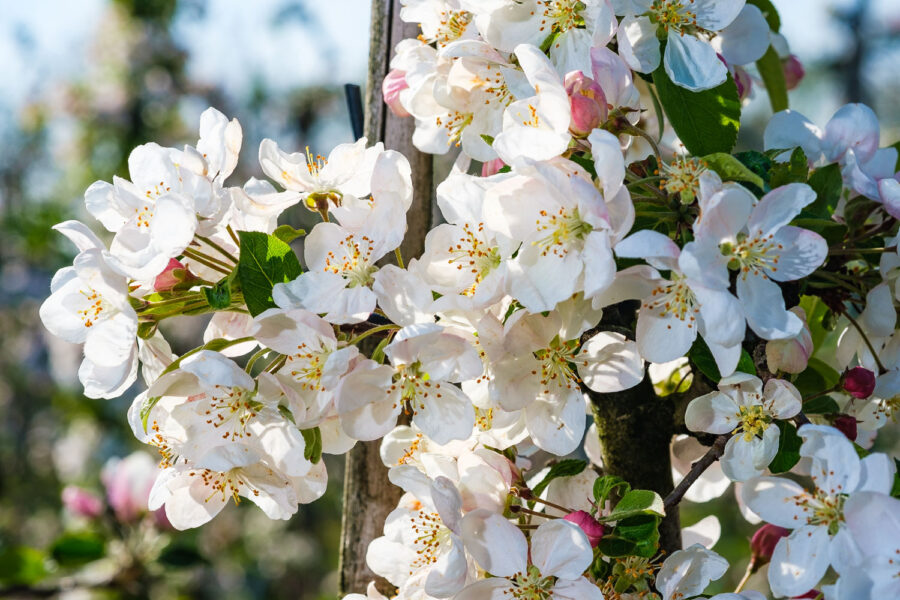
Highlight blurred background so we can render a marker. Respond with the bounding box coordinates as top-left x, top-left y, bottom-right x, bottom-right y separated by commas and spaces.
0, 0, 897, 598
